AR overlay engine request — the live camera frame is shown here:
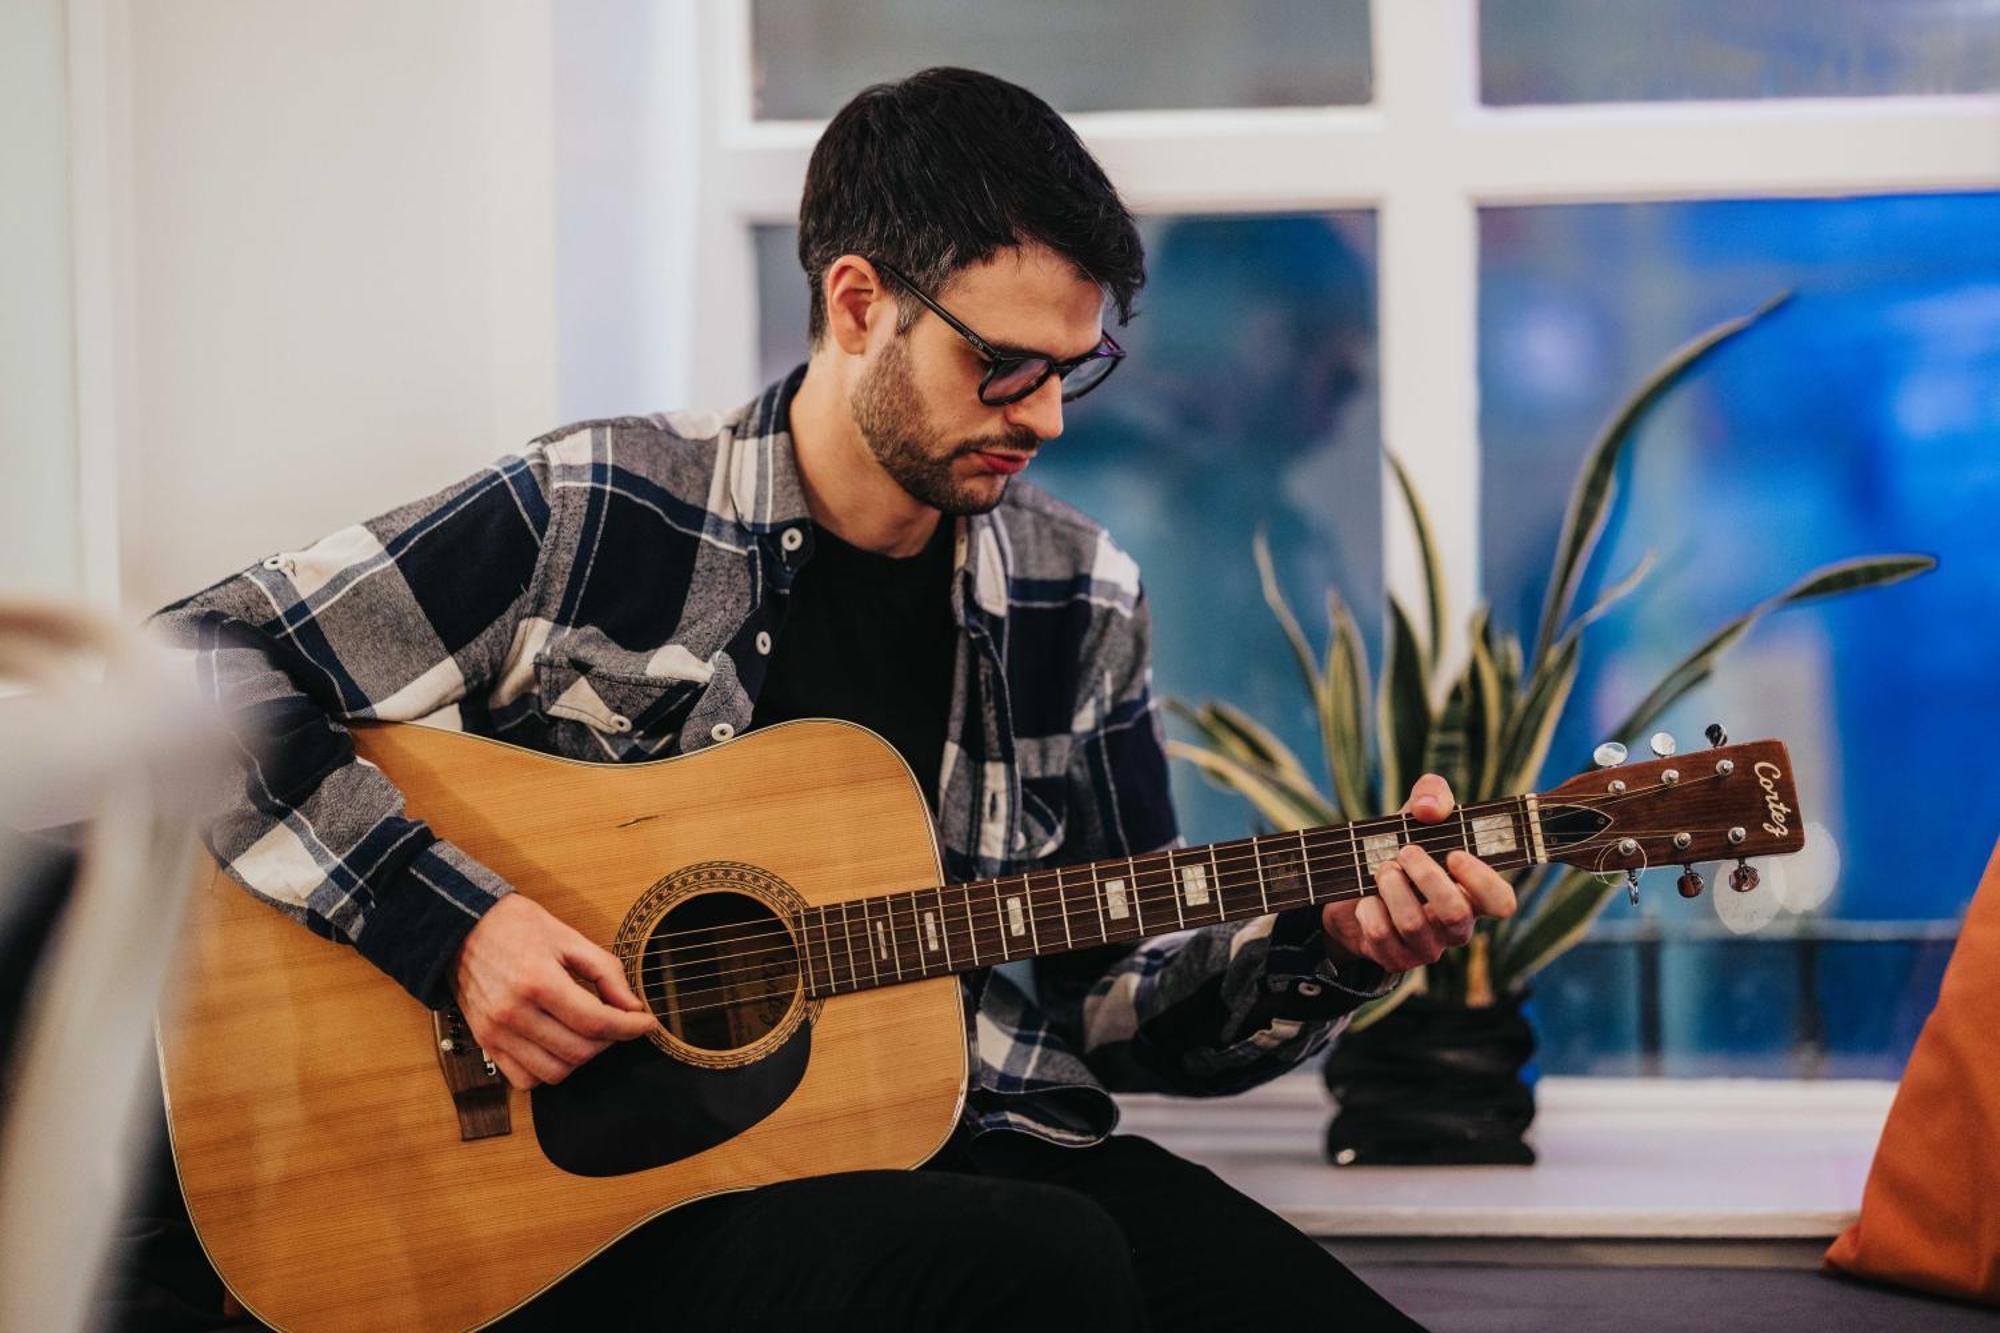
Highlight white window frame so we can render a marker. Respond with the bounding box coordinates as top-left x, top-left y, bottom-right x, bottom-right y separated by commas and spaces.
670, 0, 2000, 674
